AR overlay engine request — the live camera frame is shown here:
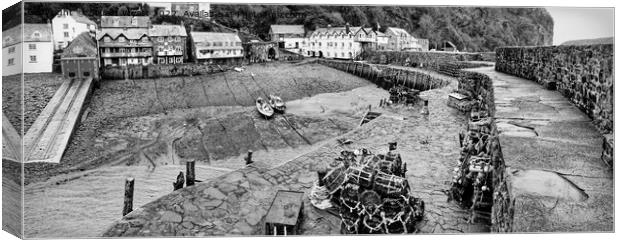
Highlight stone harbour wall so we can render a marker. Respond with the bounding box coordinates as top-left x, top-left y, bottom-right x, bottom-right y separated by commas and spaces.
363, 50, 495, 71
102, 63, 239, 80
495, 45, 613, 134
454, 70, 512, 232
316, 59, 450, 91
